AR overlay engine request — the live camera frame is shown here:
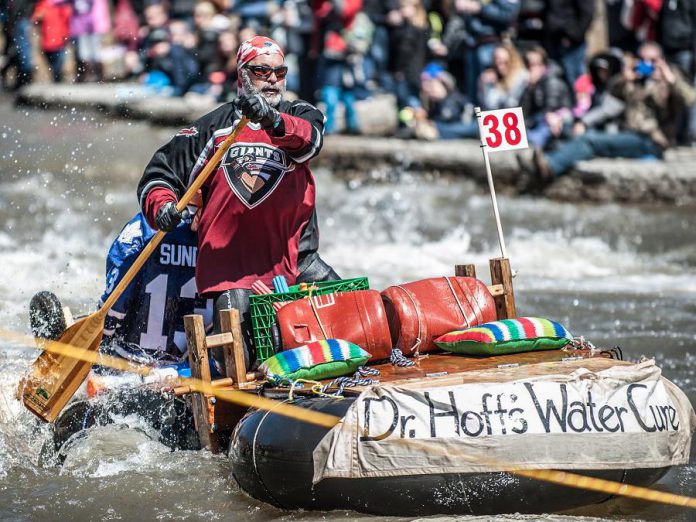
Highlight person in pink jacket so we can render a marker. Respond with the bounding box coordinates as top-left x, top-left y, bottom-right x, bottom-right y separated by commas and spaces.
70, 0, 111, 81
